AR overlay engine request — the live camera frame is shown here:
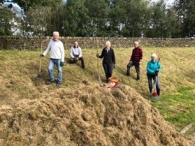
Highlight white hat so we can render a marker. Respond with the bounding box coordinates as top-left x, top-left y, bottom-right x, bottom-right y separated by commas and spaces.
151, 53, 157, 59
